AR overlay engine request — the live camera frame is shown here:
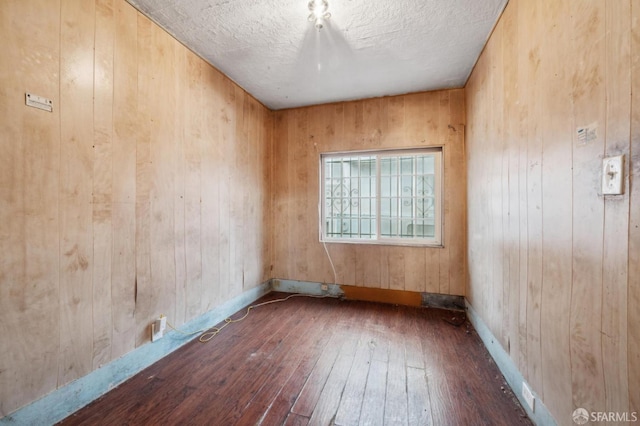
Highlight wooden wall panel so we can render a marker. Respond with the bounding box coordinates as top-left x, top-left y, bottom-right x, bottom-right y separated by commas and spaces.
145, 22, 178, 340
214, 77, 233, 303
447, 90, 466, 297
133, 14, 154, 347
522, 0, 544, 395
515, 3, 529, 378
173, 47, 188, 328
272, 90, 467, 295
538, 0, 573, 417
58, 0, 96, 386
629, 1, 640, 415
230, 86, 244, 298
601, 0, 631, 415
294, 108, 311, 280
0, 0, 272, 416
465, 0, 638, 422
0, 0, 61, 416
183, 54, 205, 319
92, 0, 115, 370
500, 0, 522, 382
199, 64, 222, 312
568, 0, 607, 415
110, 0, 137, 360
